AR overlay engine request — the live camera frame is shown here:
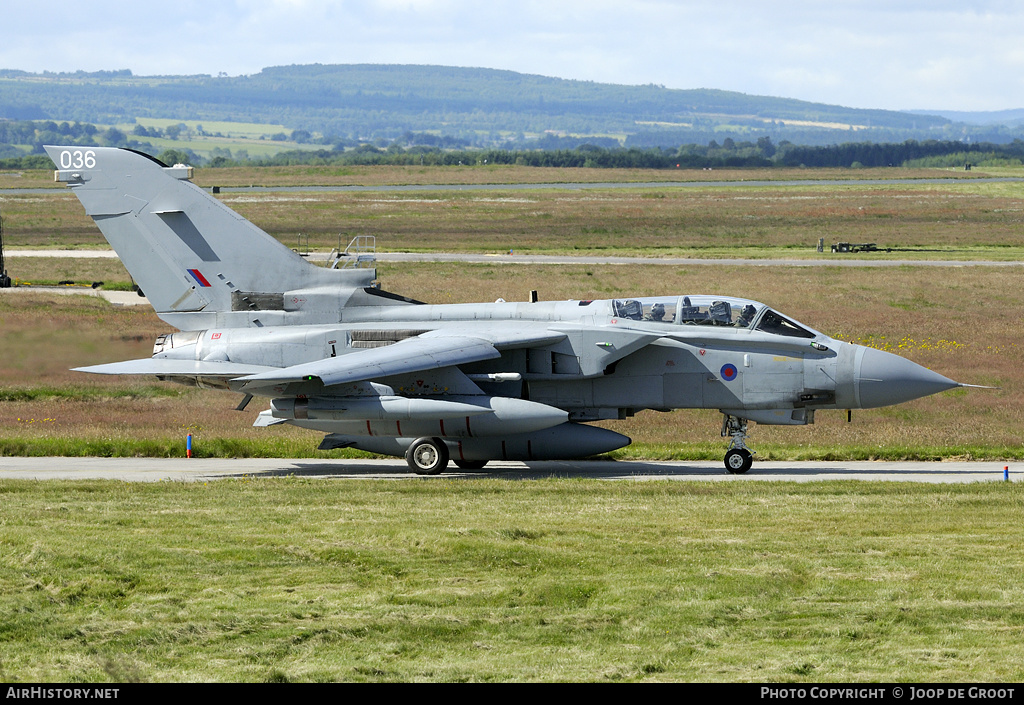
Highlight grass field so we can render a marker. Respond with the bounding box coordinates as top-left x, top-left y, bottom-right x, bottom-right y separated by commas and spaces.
2, 168, 1021, 258
131, 118, 294, 139
1, 478, 1022, 682
2, 161, 1000, 189
2, 166, 1023, 683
